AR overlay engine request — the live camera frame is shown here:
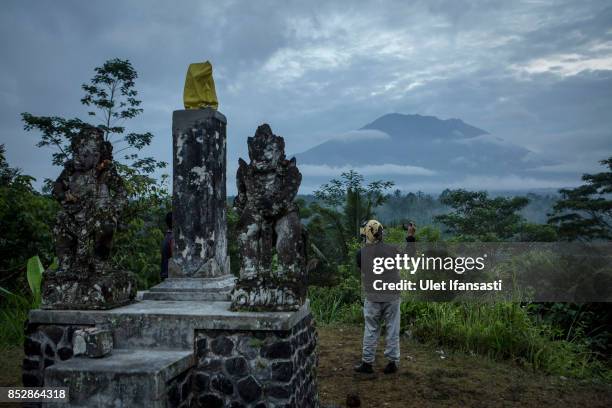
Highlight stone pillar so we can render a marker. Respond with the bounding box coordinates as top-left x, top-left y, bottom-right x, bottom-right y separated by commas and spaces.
144, 108, 234, 300
170, 108, 229, 278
